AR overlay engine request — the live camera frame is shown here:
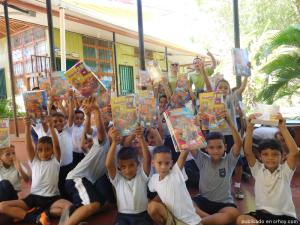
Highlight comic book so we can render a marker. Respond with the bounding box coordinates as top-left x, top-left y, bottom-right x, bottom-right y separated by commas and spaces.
23, 90, 48, 124
232, 48, 251, 77
199, 92, 226, 130
136, 90, 158, 127
38, 75, 51, 96
146, 60, 163, 84
0, 119, 10, 149
111, 95, 137, 136
163, 108, 207, 151
50, 71, 71, 99
251, 103, 279, 126
138, 70, 152, 88
64, 61, 107, 98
